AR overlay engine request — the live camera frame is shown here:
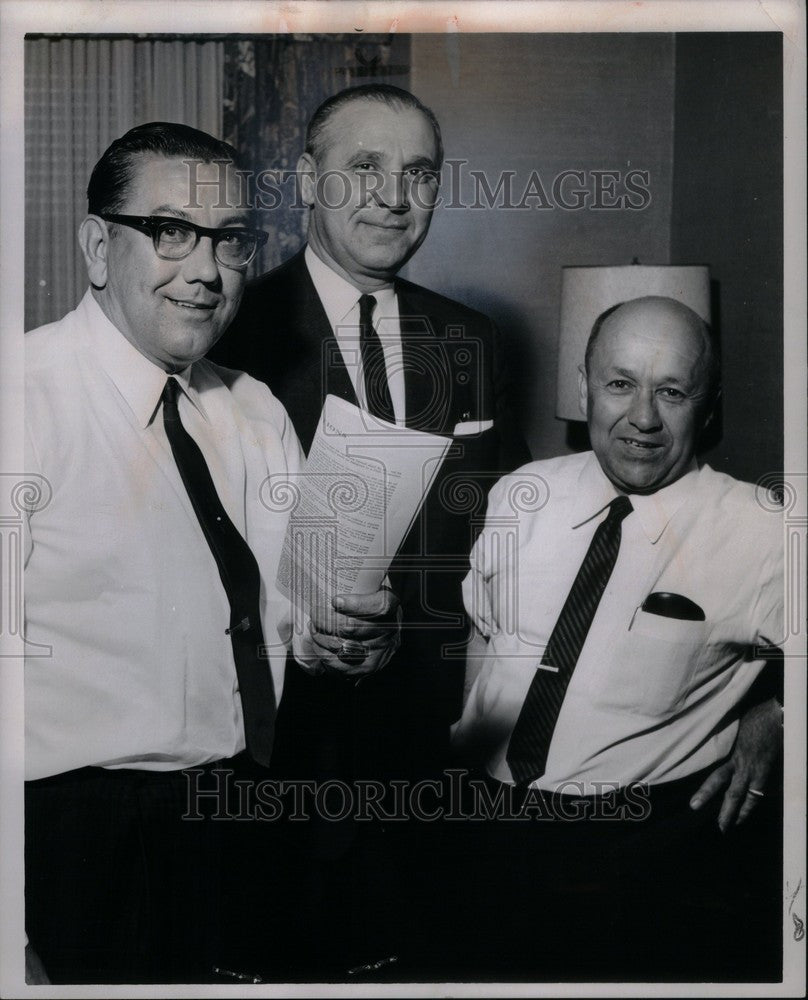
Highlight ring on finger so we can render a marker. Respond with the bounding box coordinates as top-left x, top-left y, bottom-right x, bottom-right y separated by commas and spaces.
337, 639, 367, 666
746, 788, 765, 798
